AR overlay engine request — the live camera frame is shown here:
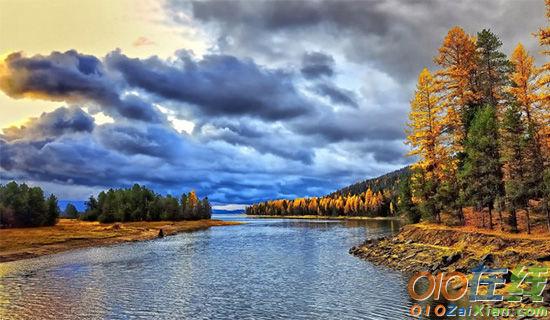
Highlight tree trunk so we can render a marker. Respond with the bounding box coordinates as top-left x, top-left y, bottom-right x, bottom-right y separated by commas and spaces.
488, 205, 493, 230
510, 208, 518, 233
526, 207, 531, 234
498, 209, 503, 231
546, 202, 550, 233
